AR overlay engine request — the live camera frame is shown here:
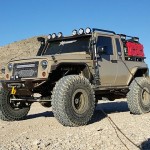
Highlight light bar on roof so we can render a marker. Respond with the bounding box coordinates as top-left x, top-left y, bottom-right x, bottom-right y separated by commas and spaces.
72, 29, 78, 36
78, 28, 84, 35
